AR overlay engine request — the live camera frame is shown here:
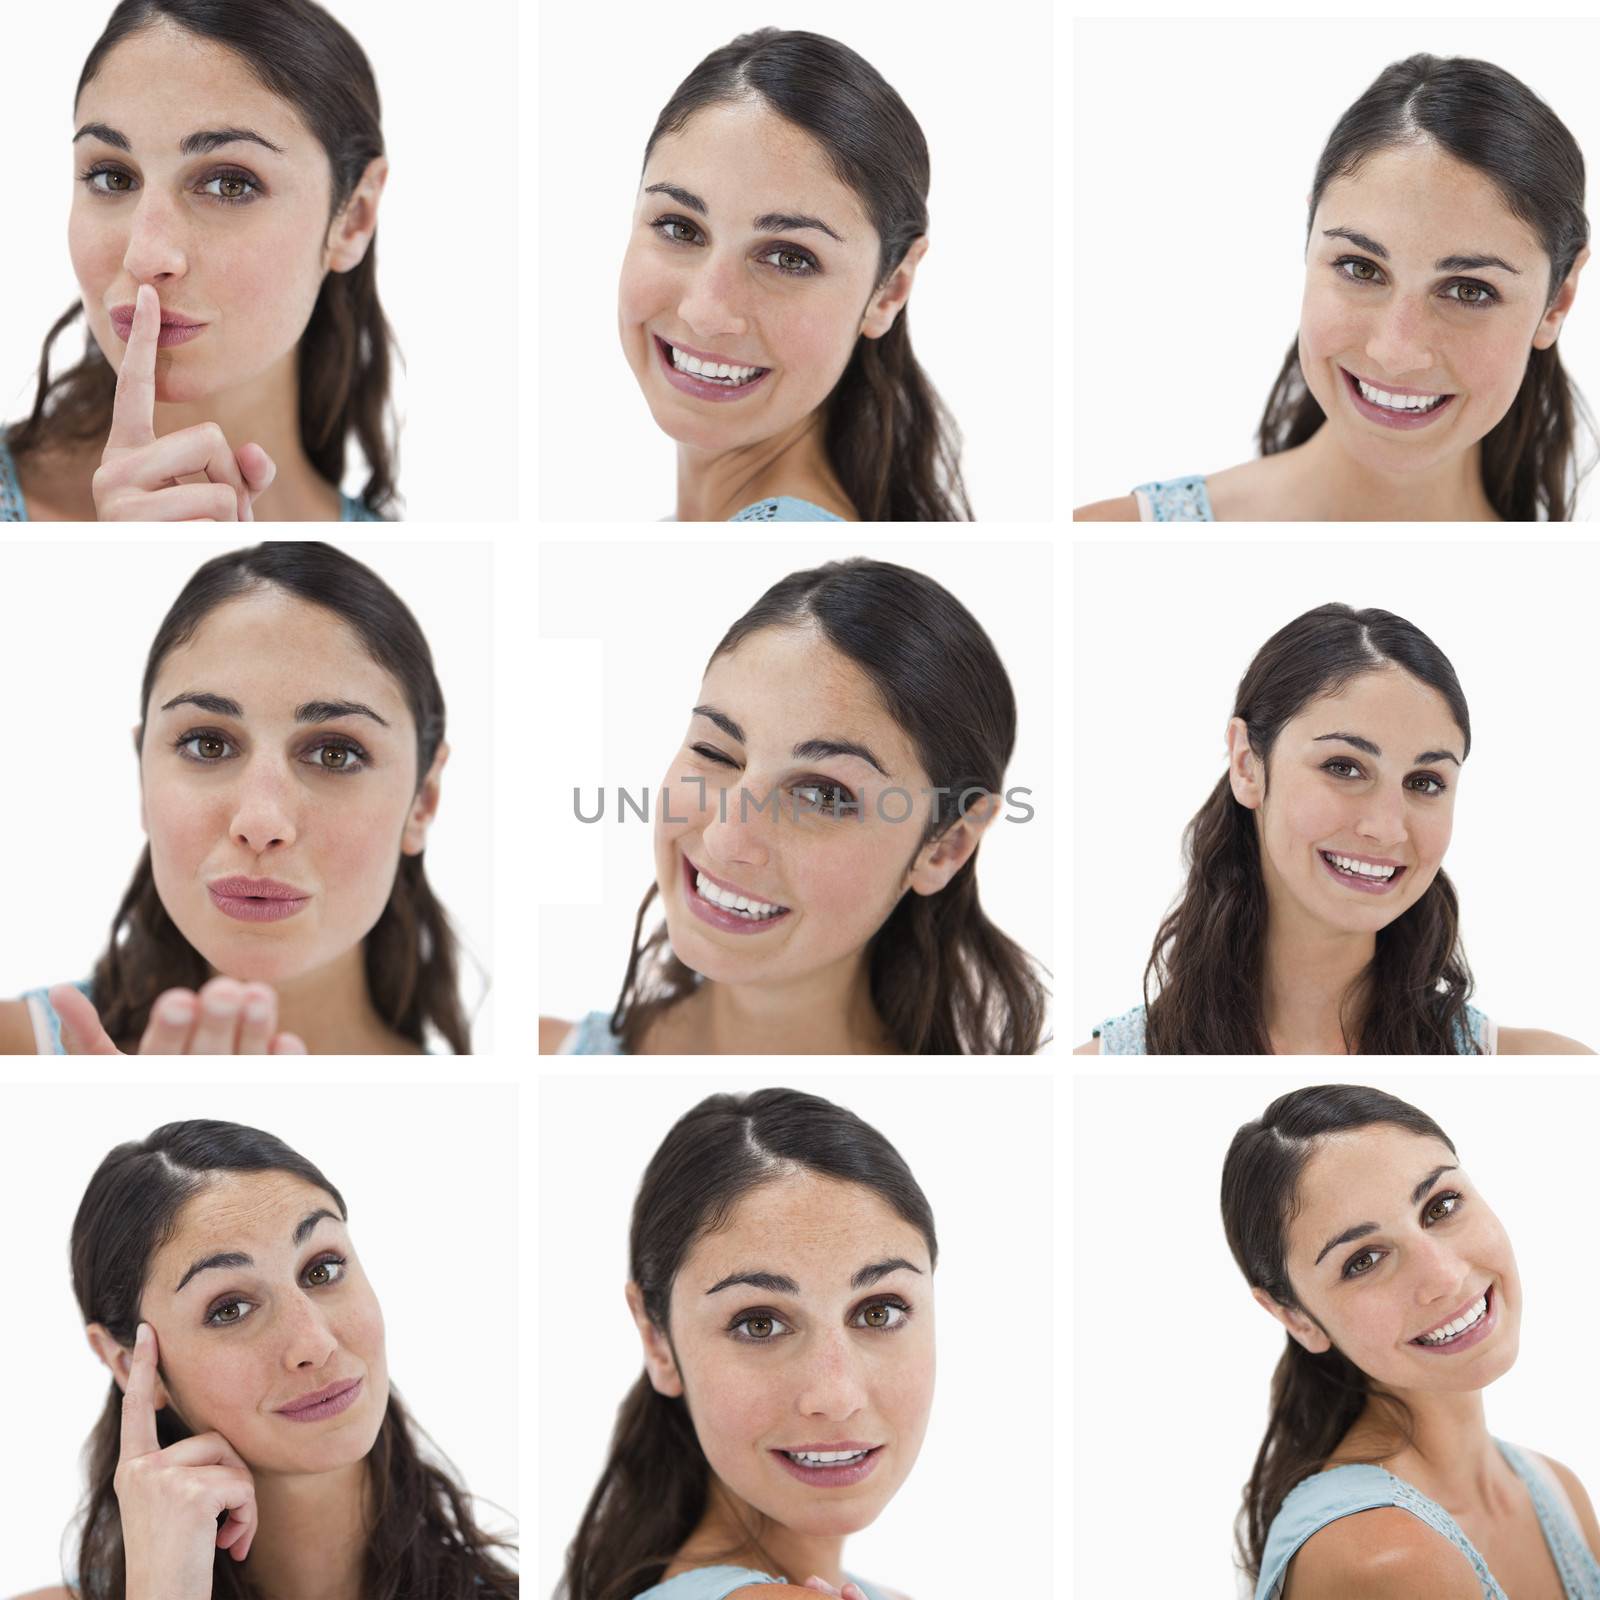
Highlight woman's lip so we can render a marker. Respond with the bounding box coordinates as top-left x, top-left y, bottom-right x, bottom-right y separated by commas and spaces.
208, 877, 312, 924
1317, 850, 1407, 895
1410, 1284, 1497, 1354
1340, 365, 1456, 431
771, 1443, 884, 1488
109, 305, 209, 348
657, 332, 767, 369
275, 1376, 362, 1420
654, 334, 773, 403
681, 854, 793, 935
209, 875, 309, 899
110, 302, 206, 328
